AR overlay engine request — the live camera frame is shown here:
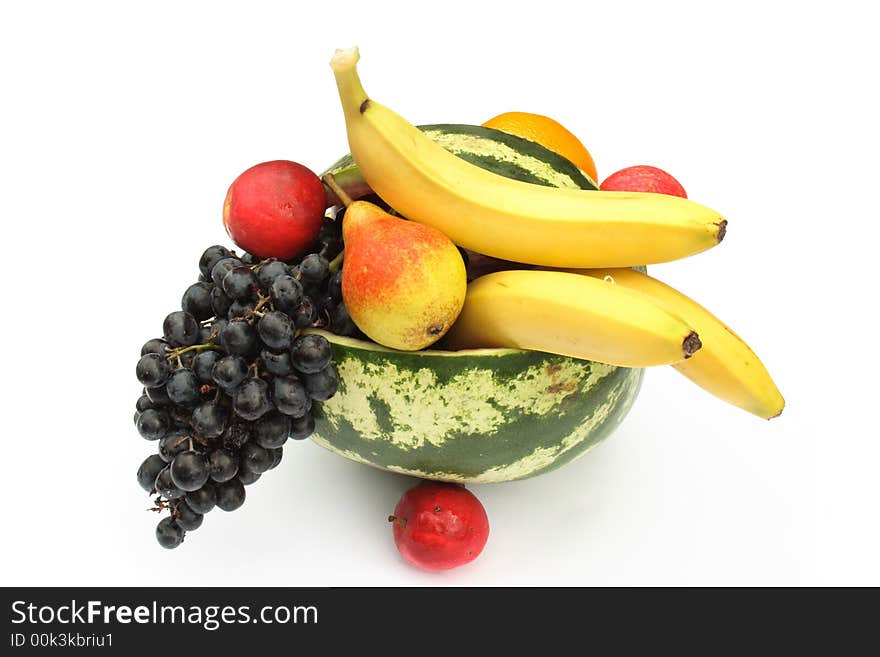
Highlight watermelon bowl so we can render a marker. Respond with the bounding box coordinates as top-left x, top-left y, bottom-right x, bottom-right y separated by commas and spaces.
306, 330, 644, 484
